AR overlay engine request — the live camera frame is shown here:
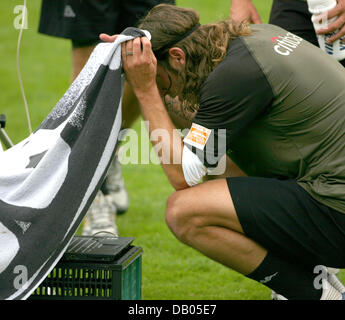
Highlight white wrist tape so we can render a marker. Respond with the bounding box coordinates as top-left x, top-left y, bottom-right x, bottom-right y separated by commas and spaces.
182, 145, 208, 187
